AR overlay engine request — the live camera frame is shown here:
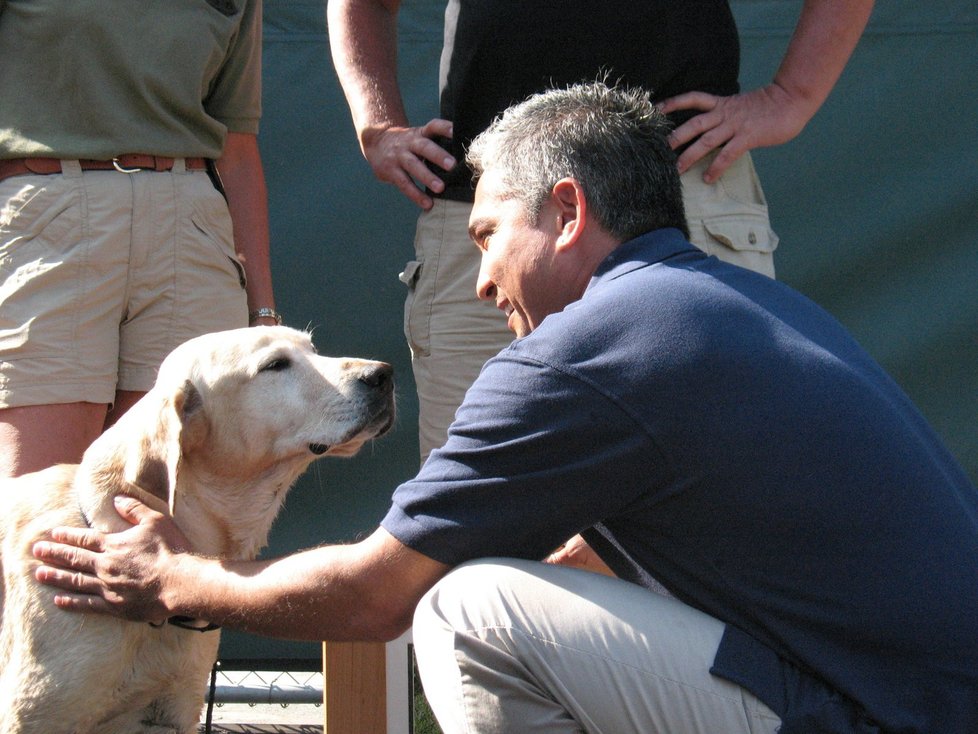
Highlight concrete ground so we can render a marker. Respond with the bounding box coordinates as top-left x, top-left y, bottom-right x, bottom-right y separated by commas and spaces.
199, 702, 324, 733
